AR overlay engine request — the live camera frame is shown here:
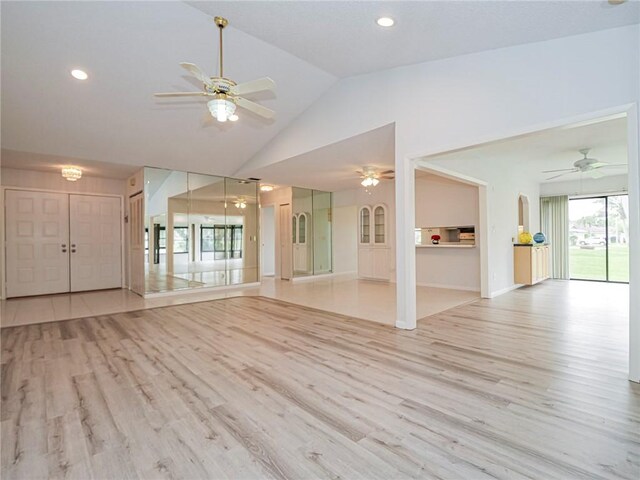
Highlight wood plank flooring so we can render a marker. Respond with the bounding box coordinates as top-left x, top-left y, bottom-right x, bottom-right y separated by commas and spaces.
1, 280, 638, 479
